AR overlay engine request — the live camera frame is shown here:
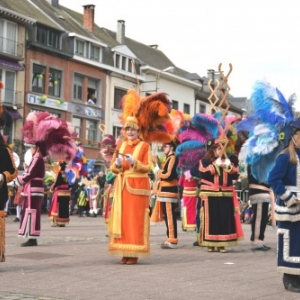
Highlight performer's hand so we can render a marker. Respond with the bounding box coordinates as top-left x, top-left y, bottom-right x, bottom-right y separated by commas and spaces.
223, 158, 231, 168
115, 155, 123, 167
125, 154, 134, 165
215, 157, 222, 167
